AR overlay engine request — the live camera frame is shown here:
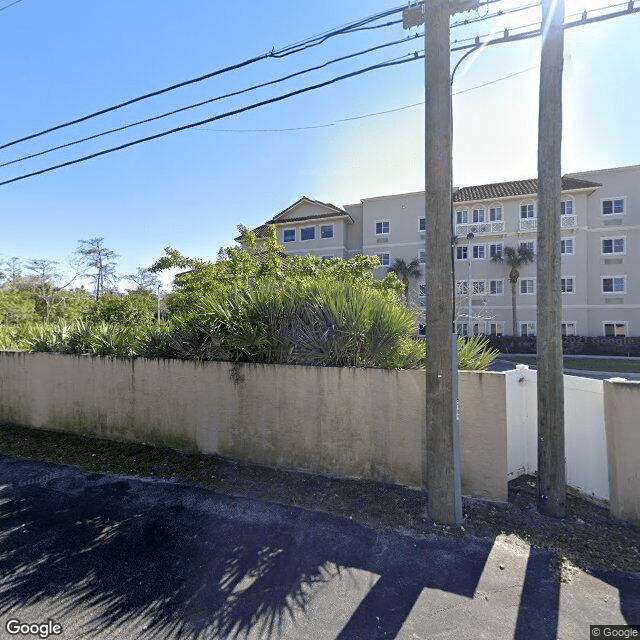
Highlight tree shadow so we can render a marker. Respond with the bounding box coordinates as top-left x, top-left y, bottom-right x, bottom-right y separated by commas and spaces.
0, 469, 489, 639
2, 461, 637, 639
